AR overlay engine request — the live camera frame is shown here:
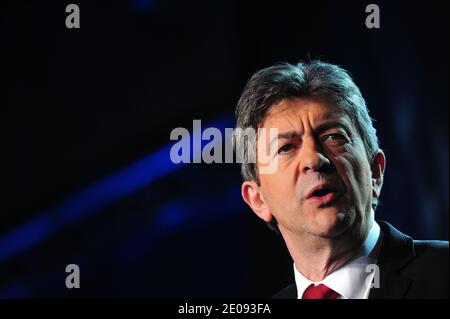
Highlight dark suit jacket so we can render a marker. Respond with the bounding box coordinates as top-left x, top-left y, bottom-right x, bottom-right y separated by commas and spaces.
273, 220, 449, 299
